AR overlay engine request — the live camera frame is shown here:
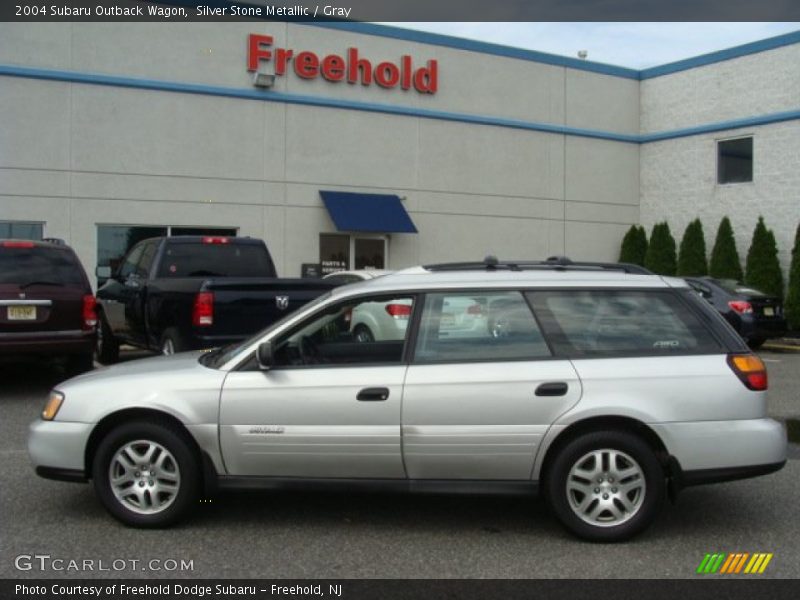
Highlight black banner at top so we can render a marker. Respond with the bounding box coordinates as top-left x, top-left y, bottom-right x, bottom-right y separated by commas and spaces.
3, 0, 800, 21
